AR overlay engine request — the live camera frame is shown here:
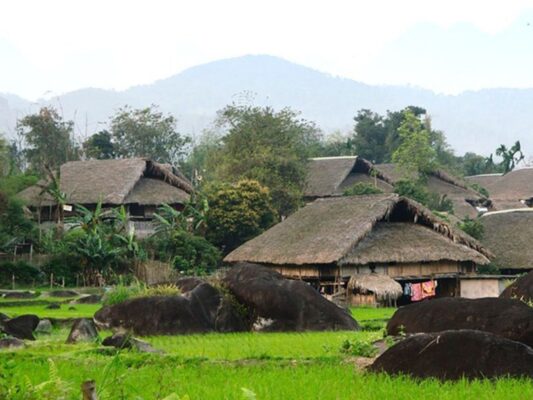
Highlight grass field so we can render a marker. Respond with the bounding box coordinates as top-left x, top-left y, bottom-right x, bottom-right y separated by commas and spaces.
1, 298, 532, 399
